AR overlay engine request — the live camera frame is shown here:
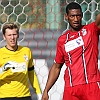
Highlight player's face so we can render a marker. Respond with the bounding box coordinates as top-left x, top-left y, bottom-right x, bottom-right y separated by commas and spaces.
3, 28, 19, 50
65, 9, 83, 32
